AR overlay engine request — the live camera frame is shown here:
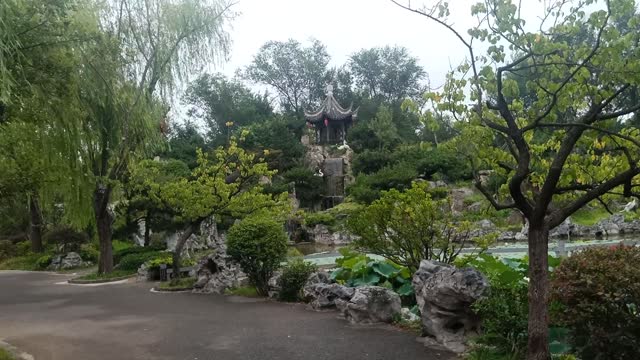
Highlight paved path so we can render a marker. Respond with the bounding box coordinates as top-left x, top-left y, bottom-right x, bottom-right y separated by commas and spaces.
0, 271, 454, 360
